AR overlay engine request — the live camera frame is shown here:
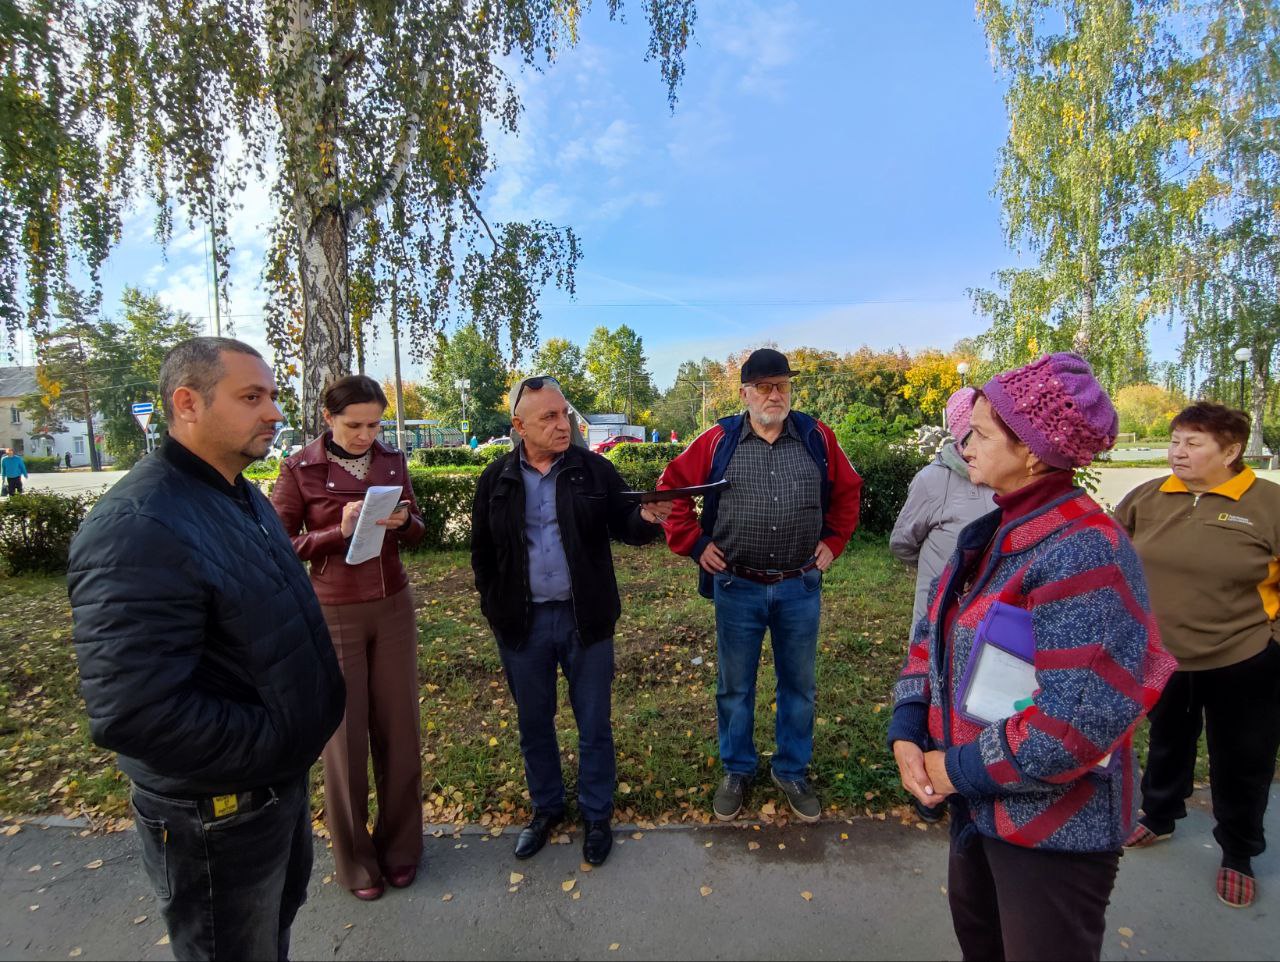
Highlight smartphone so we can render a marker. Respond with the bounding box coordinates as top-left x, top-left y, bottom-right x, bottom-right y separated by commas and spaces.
394, 500, 410, 512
